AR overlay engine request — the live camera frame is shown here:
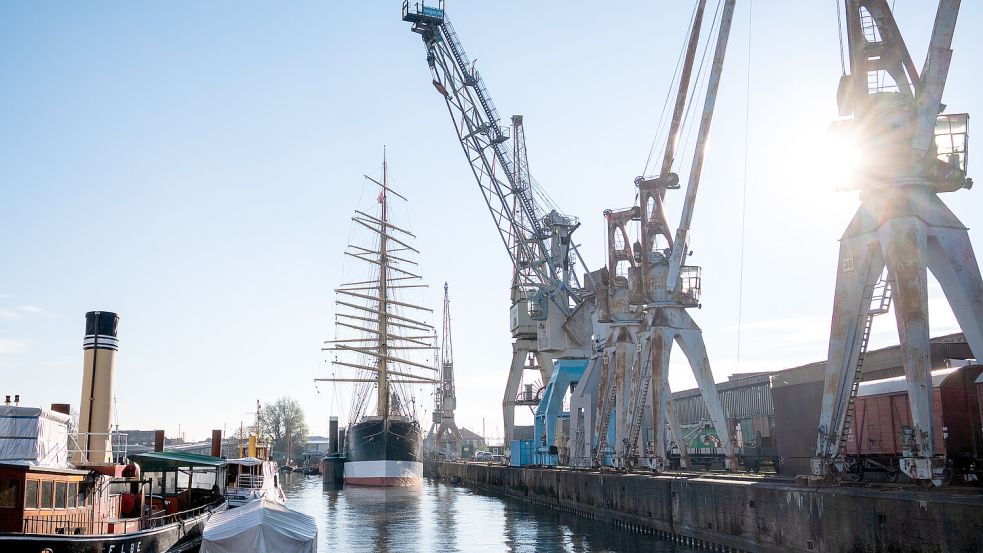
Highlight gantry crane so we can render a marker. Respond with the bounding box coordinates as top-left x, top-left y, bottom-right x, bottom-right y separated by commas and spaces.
402, 1, 593, 454
588, 0, 739, 471
812, 0, 975, 486
428, 282, 464, 457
